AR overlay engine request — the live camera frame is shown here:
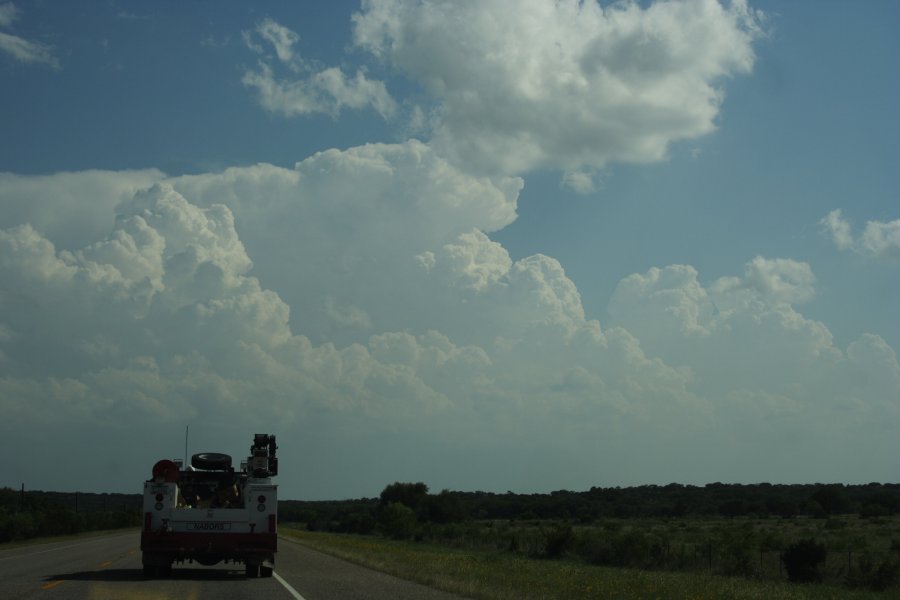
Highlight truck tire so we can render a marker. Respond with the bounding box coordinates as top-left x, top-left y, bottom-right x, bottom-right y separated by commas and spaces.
245, 563, 260, 578
191, 452, 232, 470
